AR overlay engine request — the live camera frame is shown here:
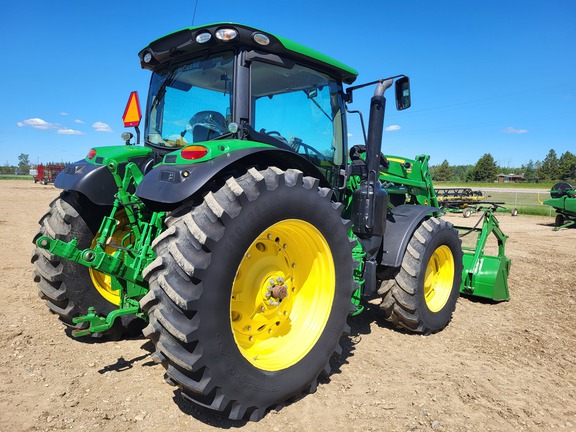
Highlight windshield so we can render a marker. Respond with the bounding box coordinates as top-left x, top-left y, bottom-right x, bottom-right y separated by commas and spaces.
251, 61, 346, 169
145, 52, 233, 148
